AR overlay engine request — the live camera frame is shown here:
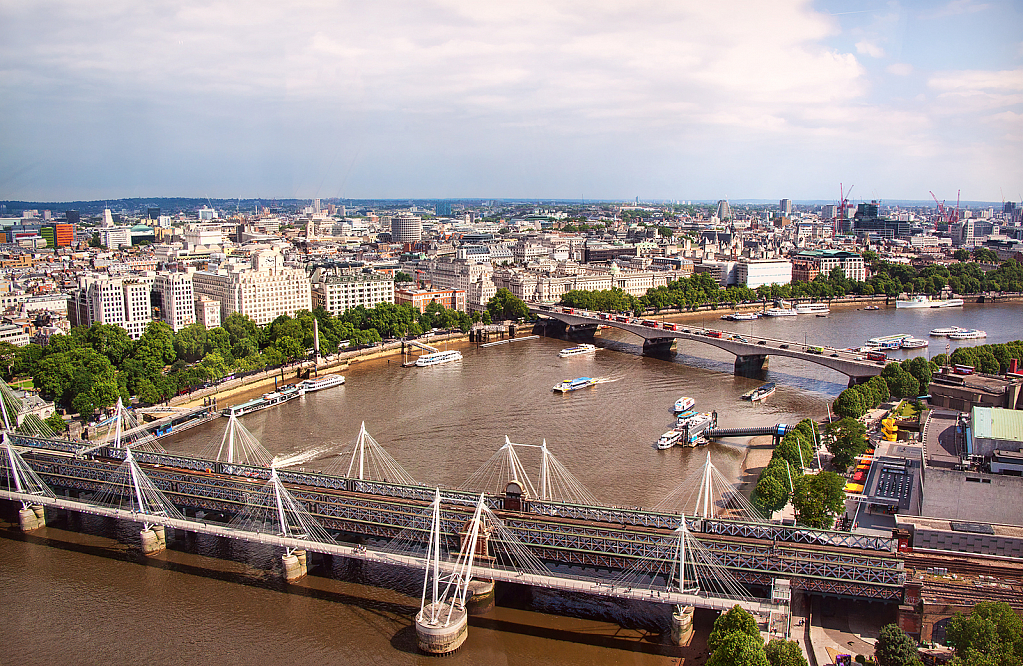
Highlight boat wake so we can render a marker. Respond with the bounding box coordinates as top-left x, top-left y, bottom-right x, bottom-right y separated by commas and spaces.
592, 376, 620, 384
